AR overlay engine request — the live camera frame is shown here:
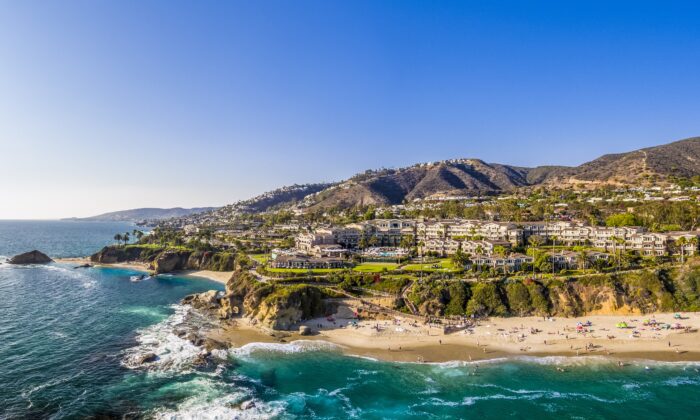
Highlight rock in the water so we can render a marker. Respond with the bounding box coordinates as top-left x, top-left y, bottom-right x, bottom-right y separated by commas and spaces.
241, 400, 256, 410
203, 337, 228, 351
137, 352, 158, 364
182, 290, 221, 310
299, 326, 312, 336
74, 263, 93, 269
8, 250, 53, 265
